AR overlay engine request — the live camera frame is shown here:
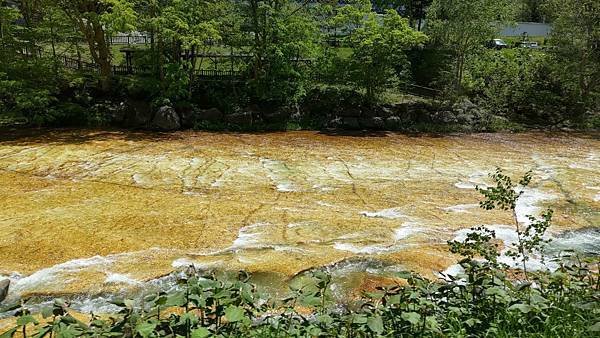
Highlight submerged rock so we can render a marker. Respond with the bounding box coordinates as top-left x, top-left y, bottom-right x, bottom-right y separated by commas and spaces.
0, 279, 9, 303
152, 105, 181, 131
